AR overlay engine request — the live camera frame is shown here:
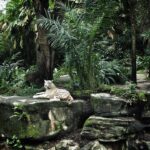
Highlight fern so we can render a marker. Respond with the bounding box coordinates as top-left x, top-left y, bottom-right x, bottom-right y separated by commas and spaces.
37, 2, 126, 89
